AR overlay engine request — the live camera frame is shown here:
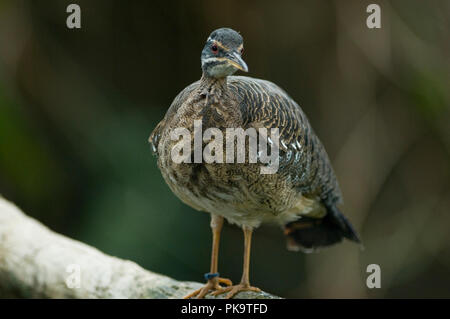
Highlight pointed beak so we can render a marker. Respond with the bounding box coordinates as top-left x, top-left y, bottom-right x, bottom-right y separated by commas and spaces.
225, 51, 248, 72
